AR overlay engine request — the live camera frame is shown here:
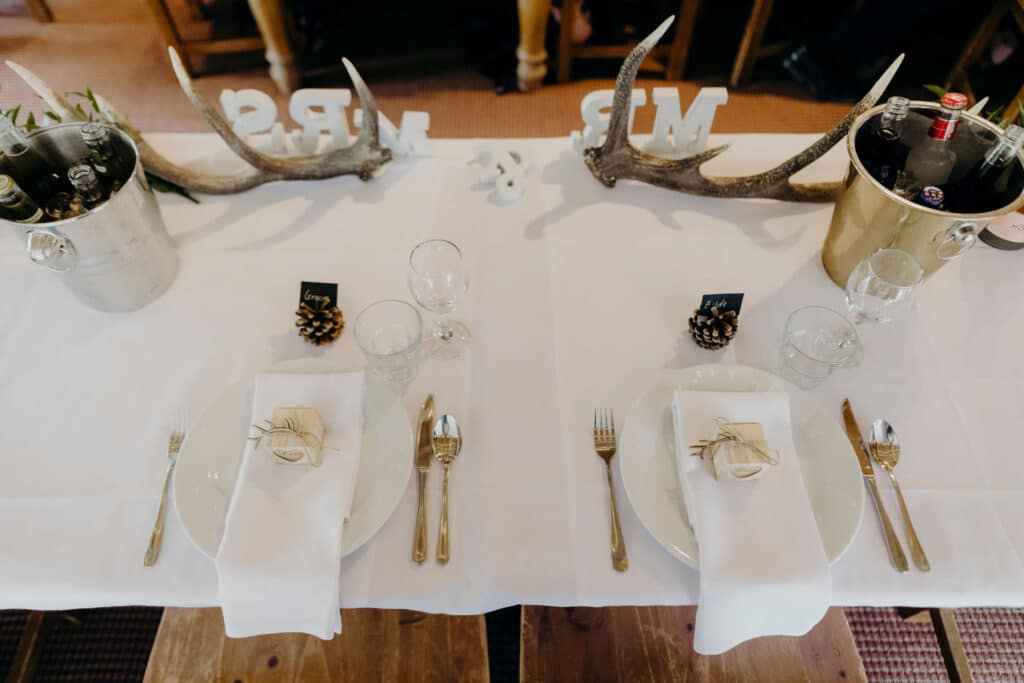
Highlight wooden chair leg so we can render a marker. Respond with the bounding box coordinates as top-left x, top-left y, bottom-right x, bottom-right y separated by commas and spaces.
666, 0, 700, 81
516, 0, 552, 91
6, 612, 48, 683
931, 608, 974, 683
5, 611, 79, 683
23, 0, 52, 22
143, 0, 195, 75
246, 0, 301, 95
943, 0, 1011, 92
556, 0, 579, 83
729, 0, 775, 88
